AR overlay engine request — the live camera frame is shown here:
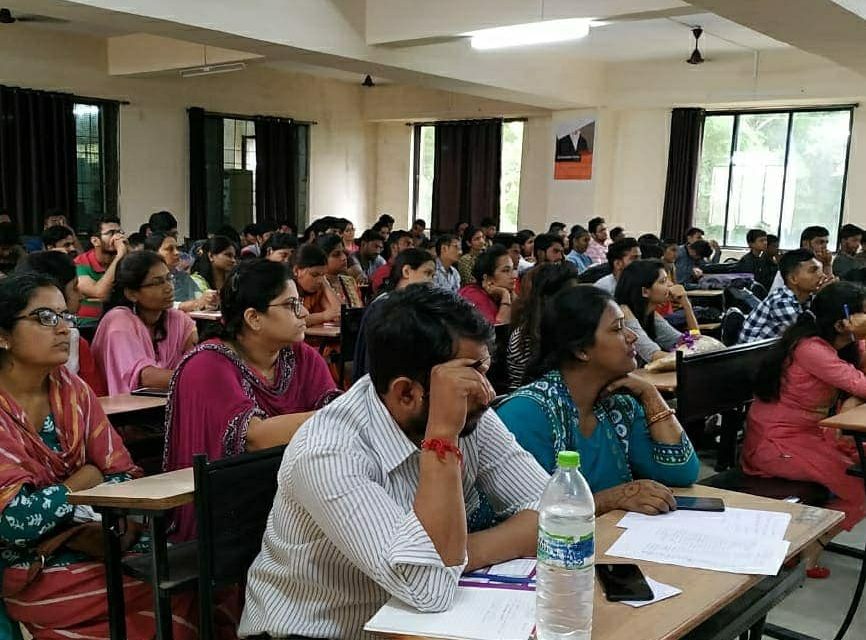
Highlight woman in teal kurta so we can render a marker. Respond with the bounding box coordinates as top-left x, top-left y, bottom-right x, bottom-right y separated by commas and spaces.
496, 285, 699, 515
